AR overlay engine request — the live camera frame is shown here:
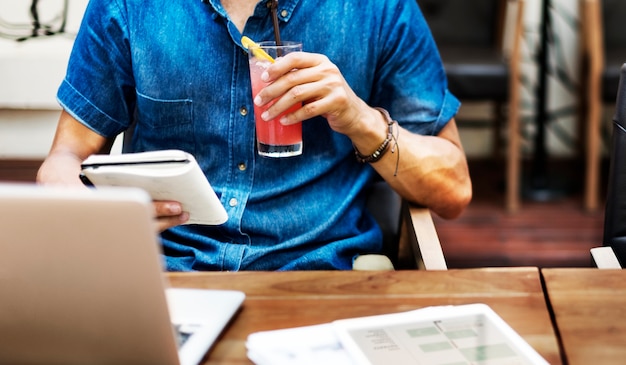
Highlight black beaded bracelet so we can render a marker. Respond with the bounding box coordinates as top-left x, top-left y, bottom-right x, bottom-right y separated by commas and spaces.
353, 107, 396, 163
